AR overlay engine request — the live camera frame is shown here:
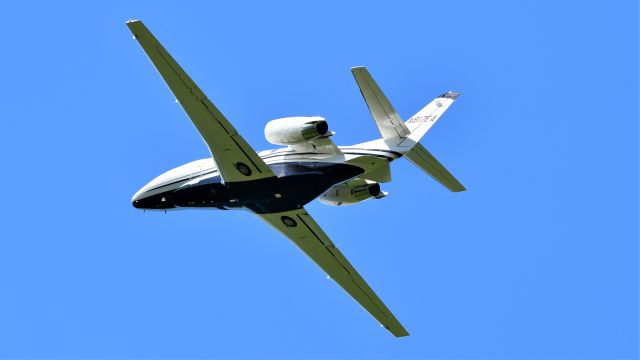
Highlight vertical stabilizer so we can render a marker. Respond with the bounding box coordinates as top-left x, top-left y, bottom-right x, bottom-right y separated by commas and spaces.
400, 92, 460, 148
